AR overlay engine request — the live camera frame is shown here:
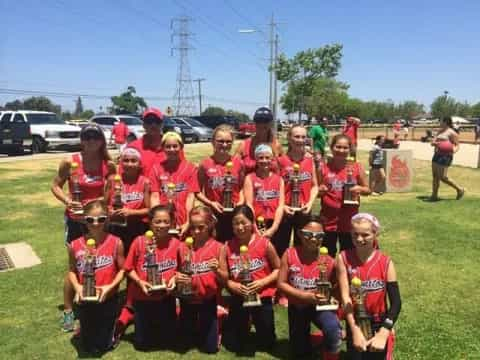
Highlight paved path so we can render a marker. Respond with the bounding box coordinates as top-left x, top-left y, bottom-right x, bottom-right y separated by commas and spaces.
357, 139, 480, 168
